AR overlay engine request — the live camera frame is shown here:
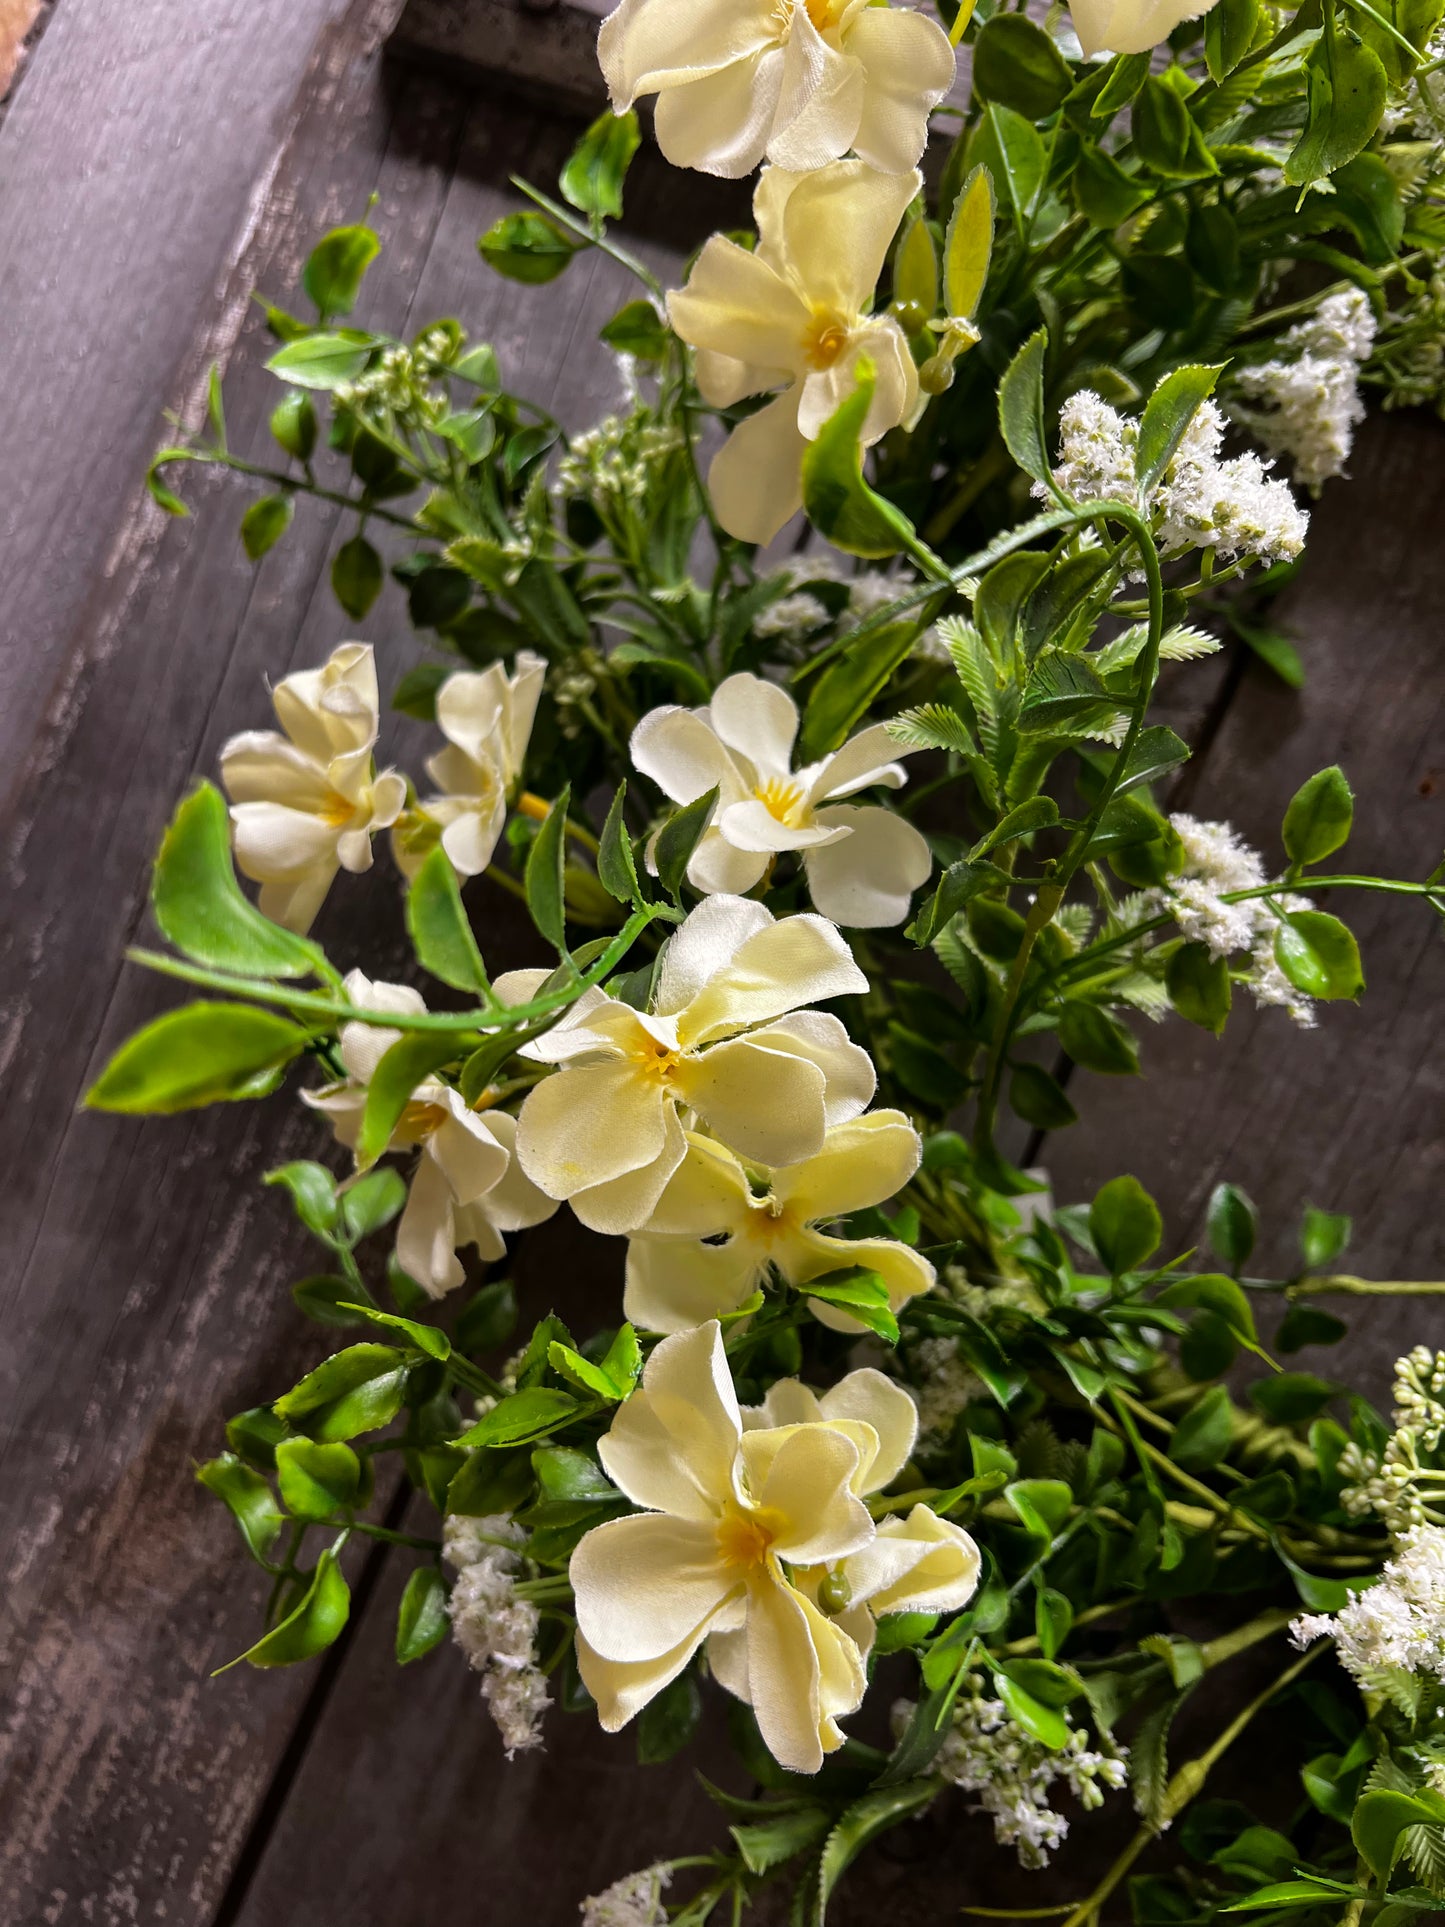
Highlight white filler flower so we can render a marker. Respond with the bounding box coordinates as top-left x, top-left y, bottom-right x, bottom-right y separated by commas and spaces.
1293, 1523, 1445, 1684
513, 894, 873, 1235
624, 1110, 934, 1332
411, 652, 546, 877
220, 642, 406, 931
1069, 0, 1220, 57
598, 0, 954, 180
632, 671, 932, 925
305, 971, 557, 1296
668, 162, 921, 545
570, 1321, 876, 1773
445, 1514, 553, 1756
